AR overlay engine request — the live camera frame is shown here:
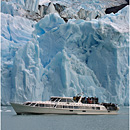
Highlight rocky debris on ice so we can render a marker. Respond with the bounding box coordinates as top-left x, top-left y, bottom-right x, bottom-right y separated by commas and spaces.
38, 2, 104, 22
1, 0, 41, 21
2, 0, 128, 22
77, 8, 104, 21
38, 0, 128, 22
105, 2, 129, 14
